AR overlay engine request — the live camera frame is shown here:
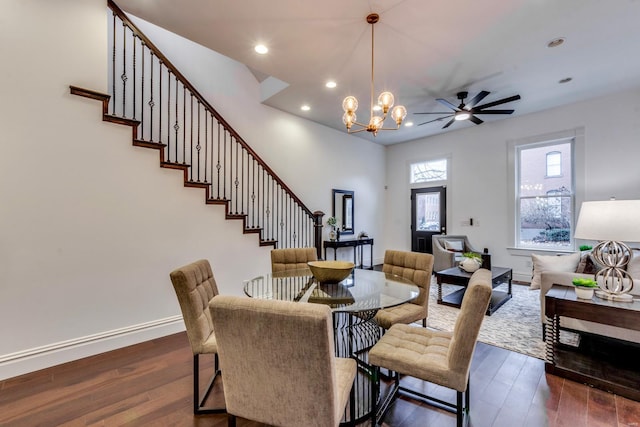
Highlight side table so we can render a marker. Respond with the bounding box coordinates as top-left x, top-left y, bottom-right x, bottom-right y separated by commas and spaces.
545, 285, 640, 401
